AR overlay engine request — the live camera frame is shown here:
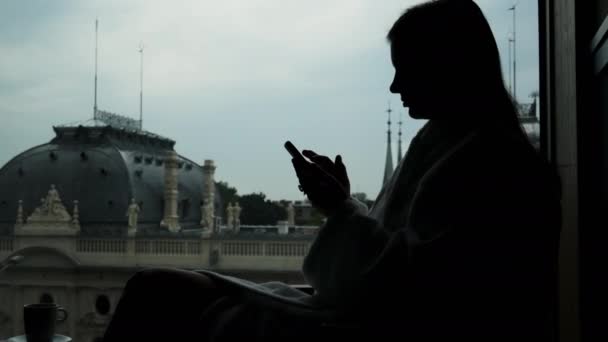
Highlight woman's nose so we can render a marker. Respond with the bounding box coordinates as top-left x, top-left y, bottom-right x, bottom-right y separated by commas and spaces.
390, 77, 399, 94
